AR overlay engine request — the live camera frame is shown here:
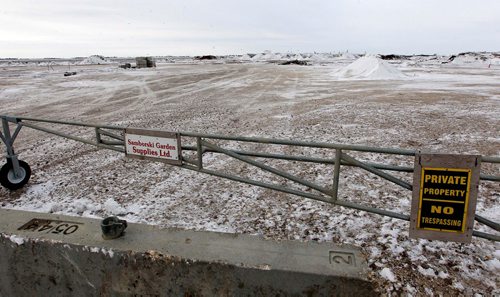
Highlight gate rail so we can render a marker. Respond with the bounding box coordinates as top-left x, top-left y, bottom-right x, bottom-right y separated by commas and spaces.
1, 115, 499, 241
